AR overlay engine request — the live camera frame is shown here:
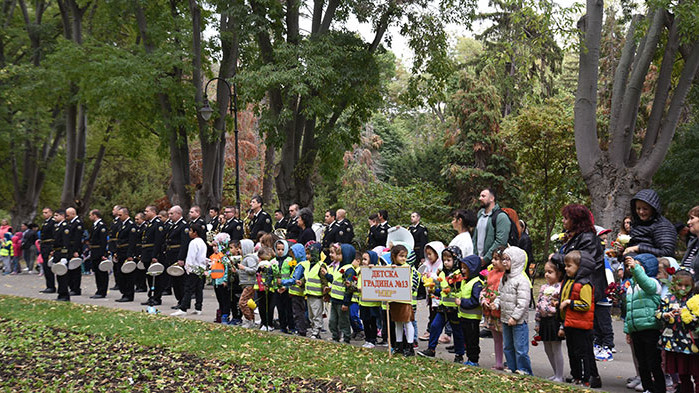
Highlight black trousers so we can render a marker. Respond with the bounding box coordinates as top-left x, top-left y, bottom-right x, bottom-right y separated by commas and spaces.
153, 258, 172, 303
179, 273, 204, 311
115, 256, 134, 299
256, 290, 276, 327
565, 327, 598, 382
68, 264, 81, 294
42, 249, 55, 290
56, 264, 70, 299
112, 255, 121, 289
631, 330, 666, 393
291, 294, 308, 335
135, 265, 147, 291
214, 284, 231, 315
593, 305, 615, 348
230, 280, 242, 319
360, 305, 380, 344
461, 318, 481, 363
276, 290, 294, 331
91, 259, 108, 296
